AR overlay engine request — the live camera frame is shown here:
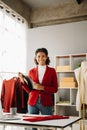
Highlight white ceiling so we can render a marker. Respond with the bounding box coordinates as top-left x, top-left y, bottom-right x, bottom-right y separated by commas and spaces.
22, 0, 76, 8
